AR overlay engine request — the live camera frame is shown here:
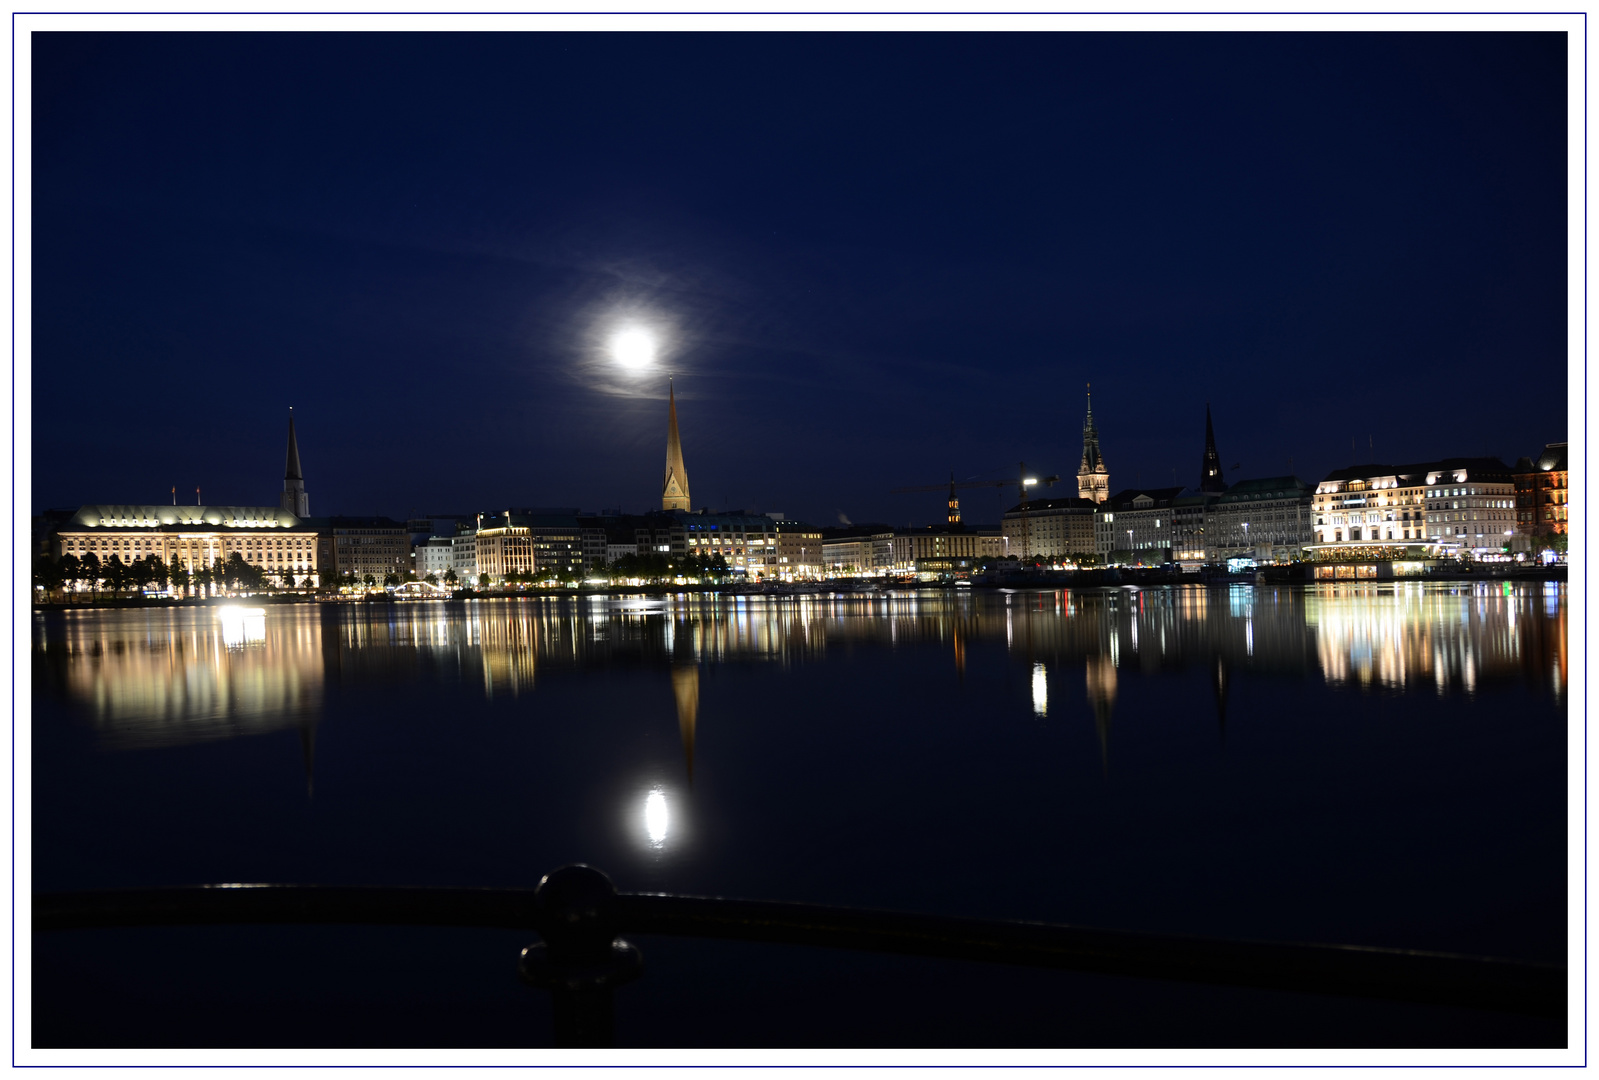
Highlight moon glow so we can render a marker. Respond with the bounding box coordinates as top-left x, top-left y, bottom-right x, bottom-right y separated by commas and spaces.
611, 328, 656, 371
